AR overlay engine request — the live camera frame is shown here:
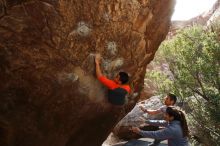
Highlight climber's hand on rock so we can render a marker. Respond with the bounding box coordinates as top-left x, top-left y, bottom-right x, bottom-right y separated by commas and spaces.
95, 54, 101, 64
